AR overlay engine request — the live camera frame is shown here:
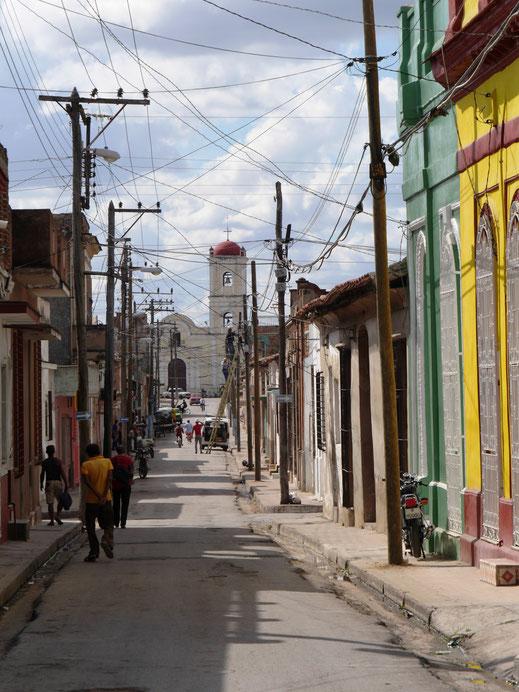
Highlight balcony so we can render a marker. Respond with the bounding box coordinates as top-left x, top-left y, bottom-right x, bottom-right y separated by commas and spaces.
11, 209, 70, 298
